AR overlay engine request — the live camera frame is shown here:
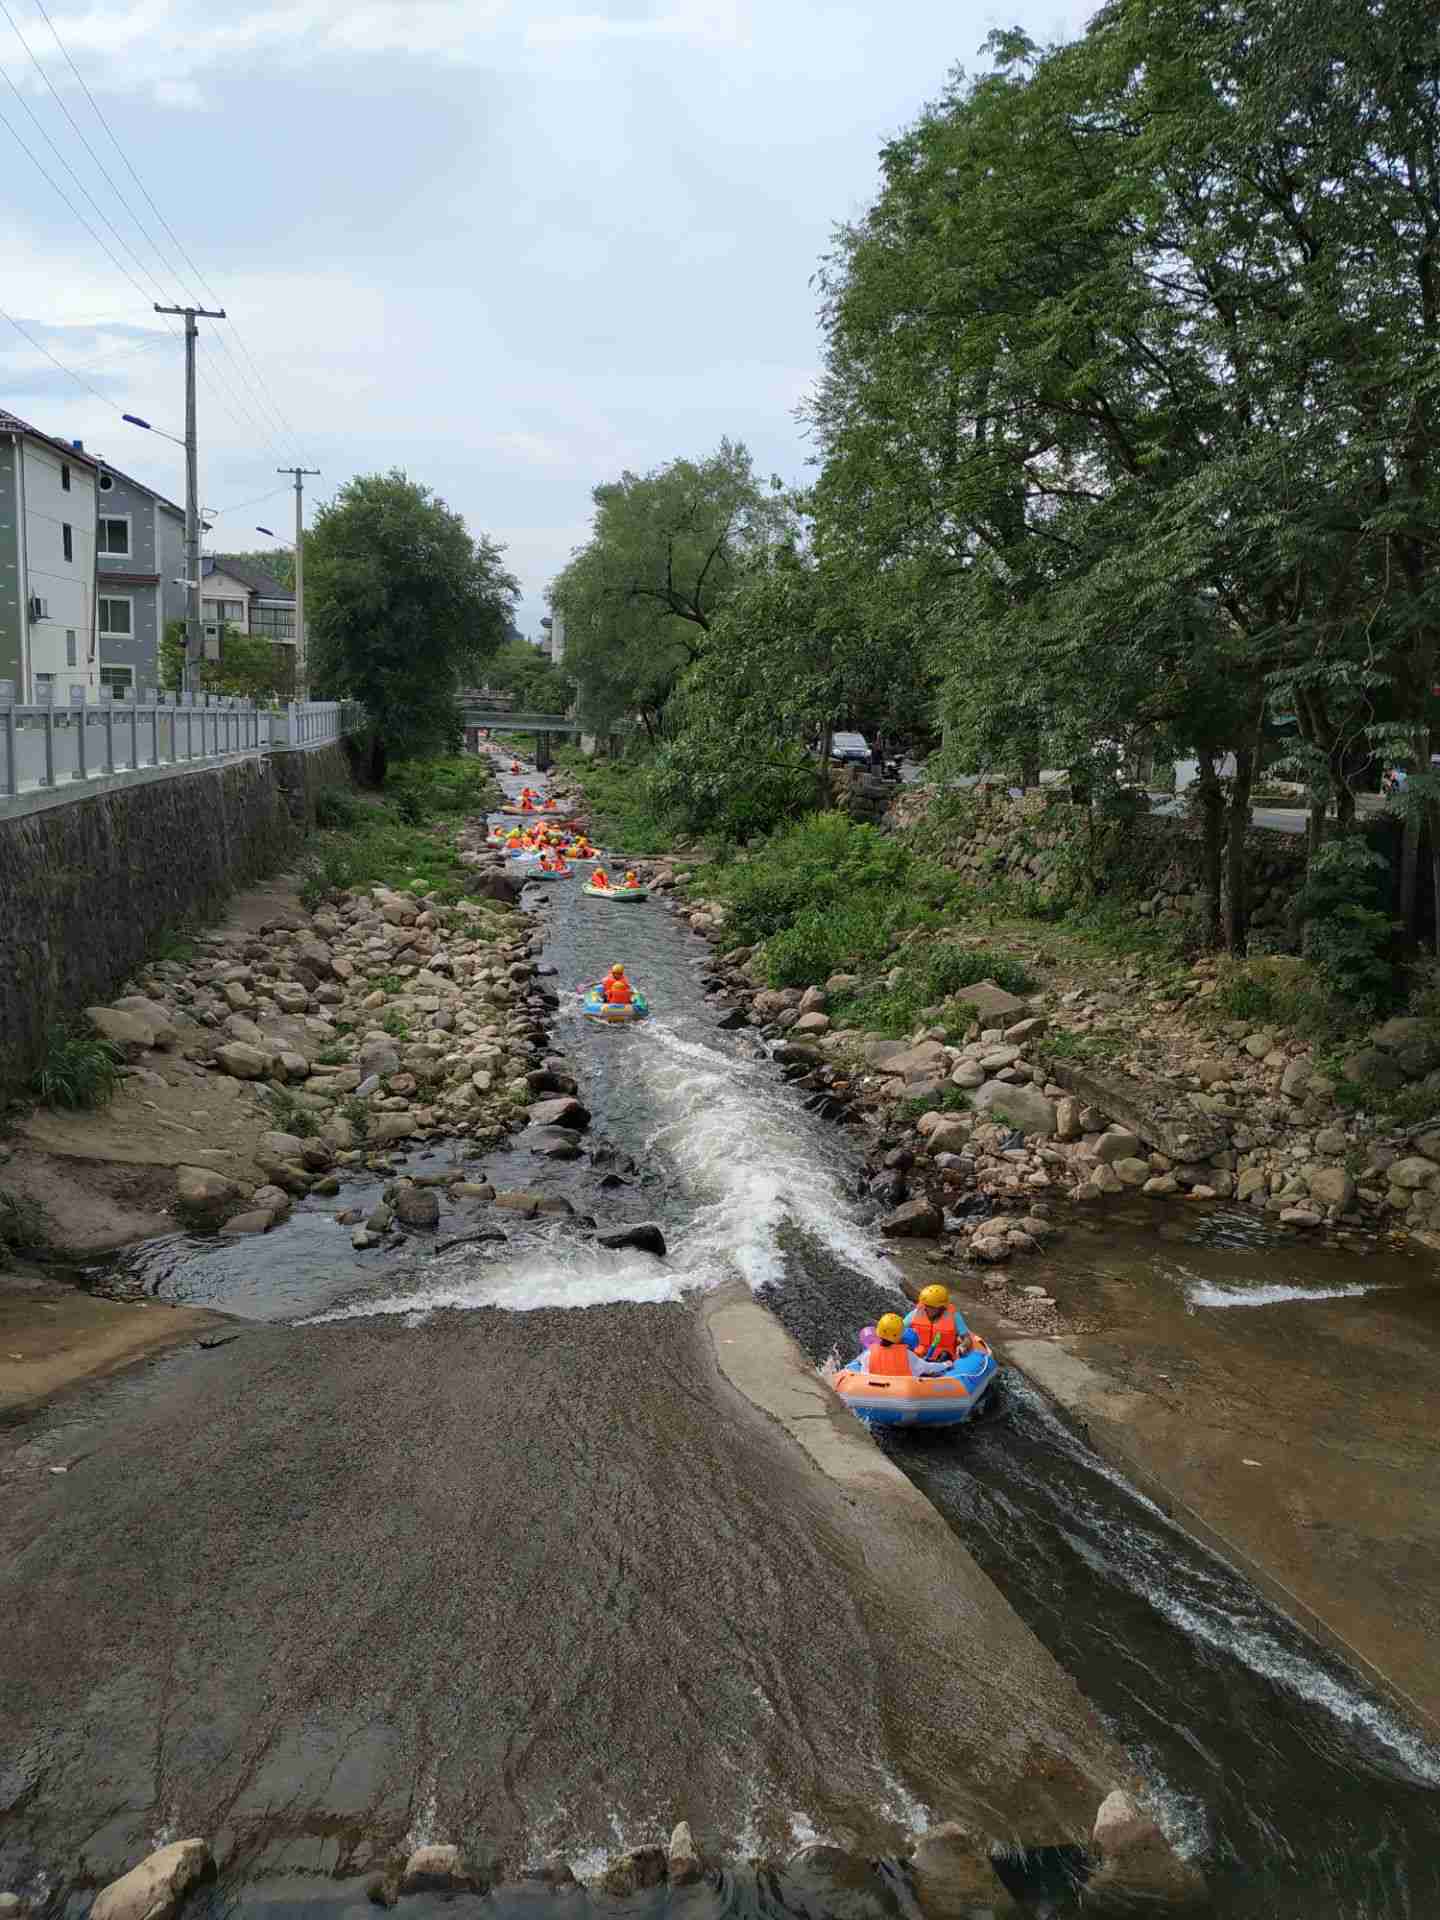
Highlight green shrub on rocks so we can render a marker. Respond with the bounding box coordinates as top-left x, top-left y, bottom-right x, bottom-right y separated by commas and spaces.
262, 1087, 318, 1138
830, 940, 1036, 1039
30, 1025, 123, 1110
1296, 838, 1400, 1014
